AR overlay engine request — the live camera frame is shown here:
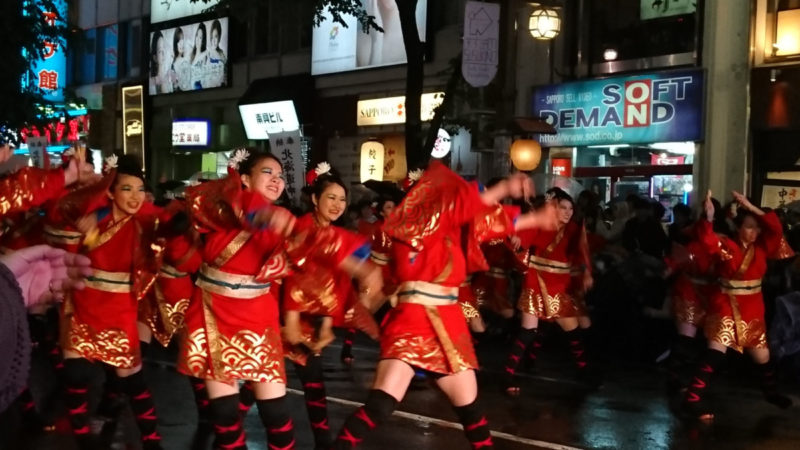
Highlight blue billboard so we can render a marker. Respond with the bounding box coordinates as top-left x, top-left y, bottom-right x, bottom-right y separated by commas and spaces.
24, 0, 67, 103
532, 69, 704, 147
